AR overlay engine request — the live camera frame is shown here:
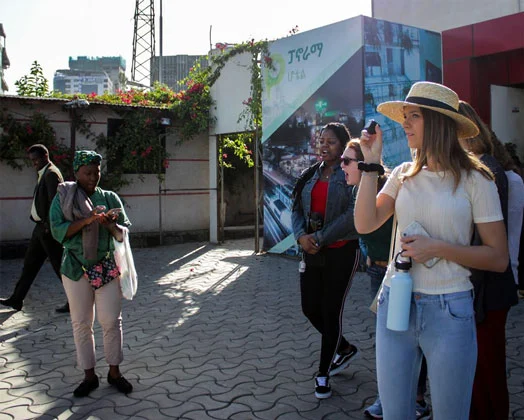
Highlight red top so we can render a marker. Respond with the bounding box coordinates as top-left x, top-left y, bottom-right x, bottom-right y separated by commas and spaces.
311, 180, 348, 249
